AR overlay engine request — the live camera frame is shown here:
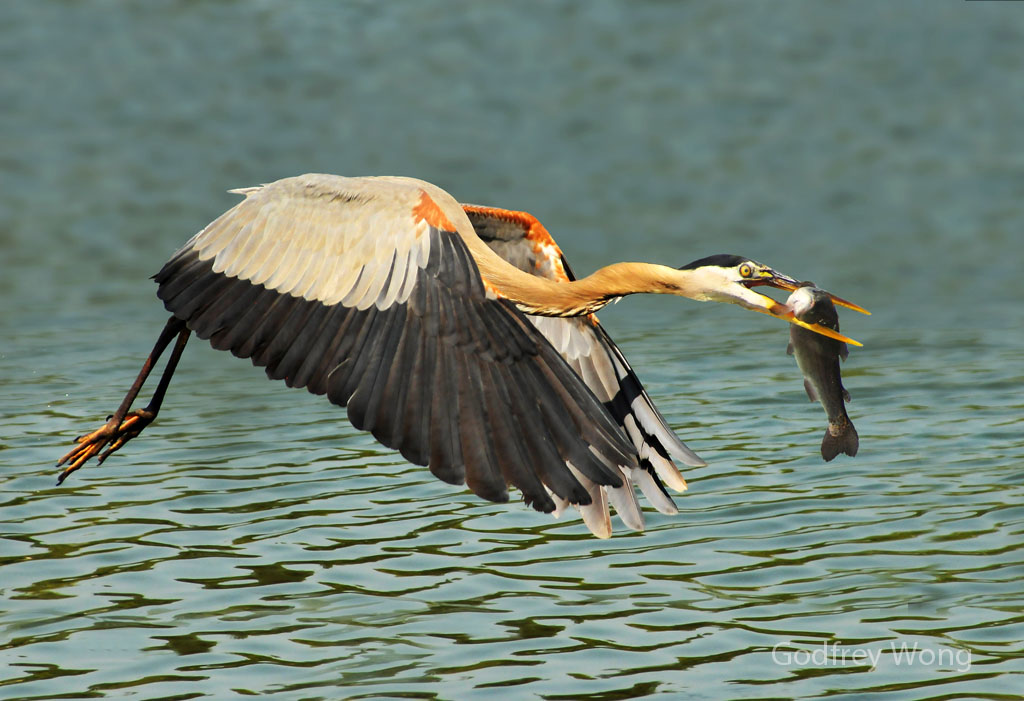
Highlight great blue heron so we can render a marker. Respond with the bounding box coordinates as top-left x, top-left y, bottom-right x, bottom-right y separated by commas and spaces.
57, 174, 866, 538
